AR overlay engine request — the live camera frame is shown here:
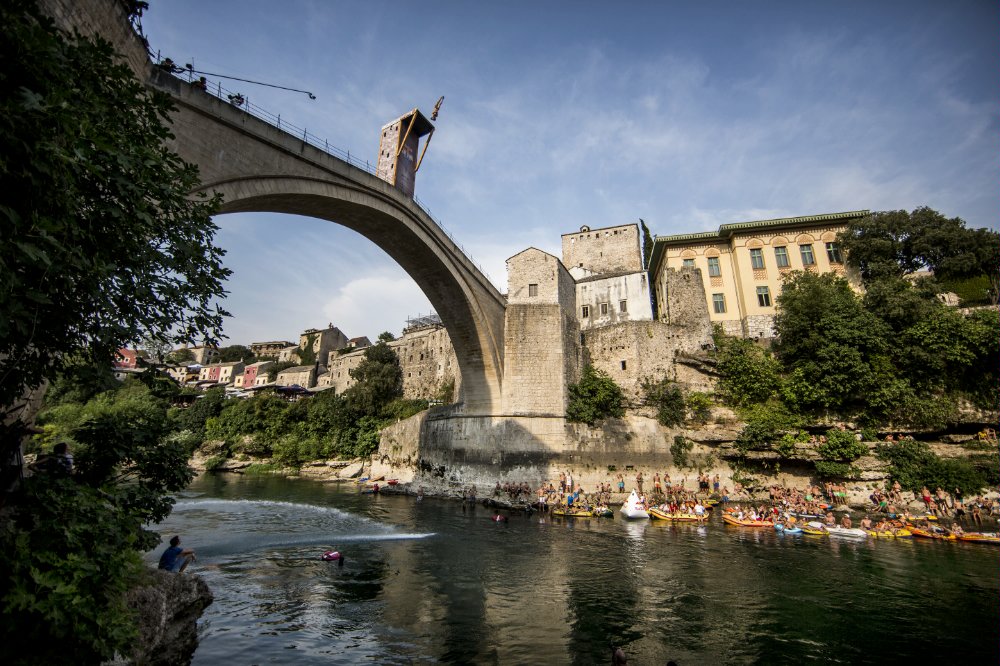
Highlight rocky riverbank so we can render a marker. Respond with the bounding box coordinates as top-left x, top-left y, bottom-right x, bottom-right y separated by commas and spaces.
188, 408, 998, 511
104, 569, 213, 666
